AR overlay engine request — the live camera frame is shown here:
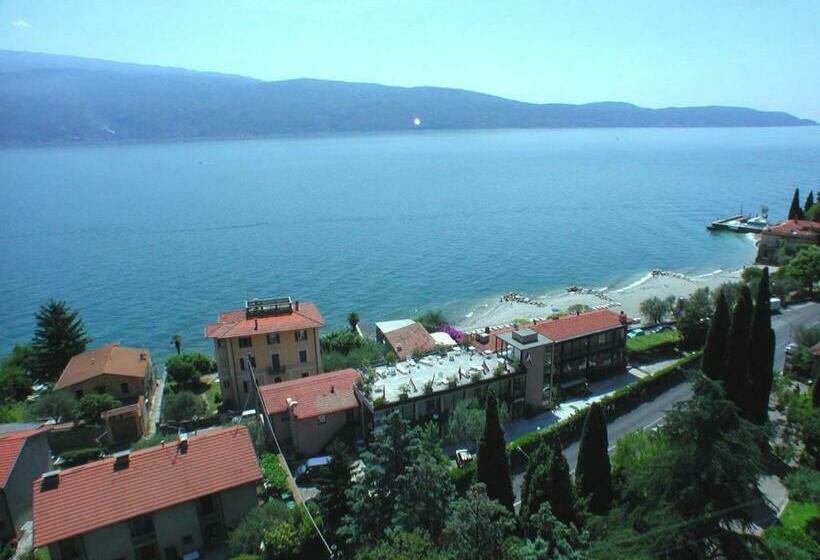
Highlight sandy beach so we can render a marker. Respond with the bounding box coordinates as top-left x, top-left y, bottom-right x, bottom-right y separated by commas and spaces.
456, 268, 745, 330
